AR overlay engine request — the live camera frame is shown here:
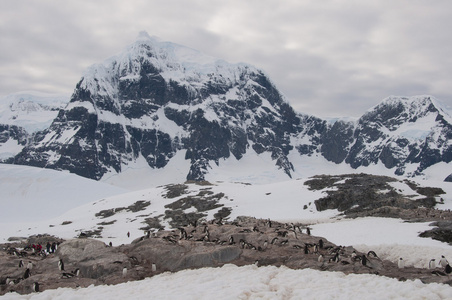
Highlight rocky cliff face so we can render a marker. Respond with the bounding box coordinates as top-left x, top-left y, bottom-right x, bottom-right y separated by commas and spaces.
5, 33, 452, 181
12, 32, 300, 180
346, 96, 452, 176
